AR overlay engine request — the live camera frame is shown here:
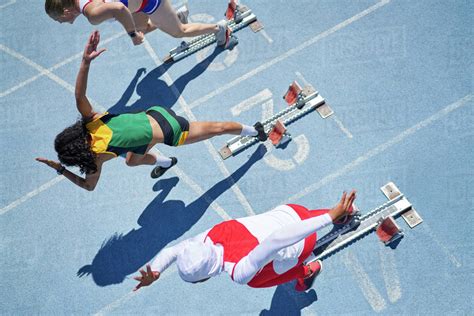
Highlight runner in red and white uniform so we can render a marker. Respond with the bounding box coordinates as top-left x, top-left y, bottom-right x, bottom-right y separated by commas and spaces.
45, 0, 235, 47
133, 191, 356, 292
